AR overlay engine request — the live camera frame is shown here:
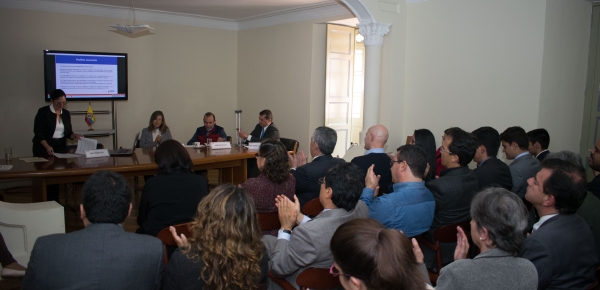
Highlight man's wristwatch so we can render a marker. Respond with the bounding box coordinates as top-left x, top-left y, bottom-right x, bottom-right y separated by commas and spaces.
278, 228, 292, 235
